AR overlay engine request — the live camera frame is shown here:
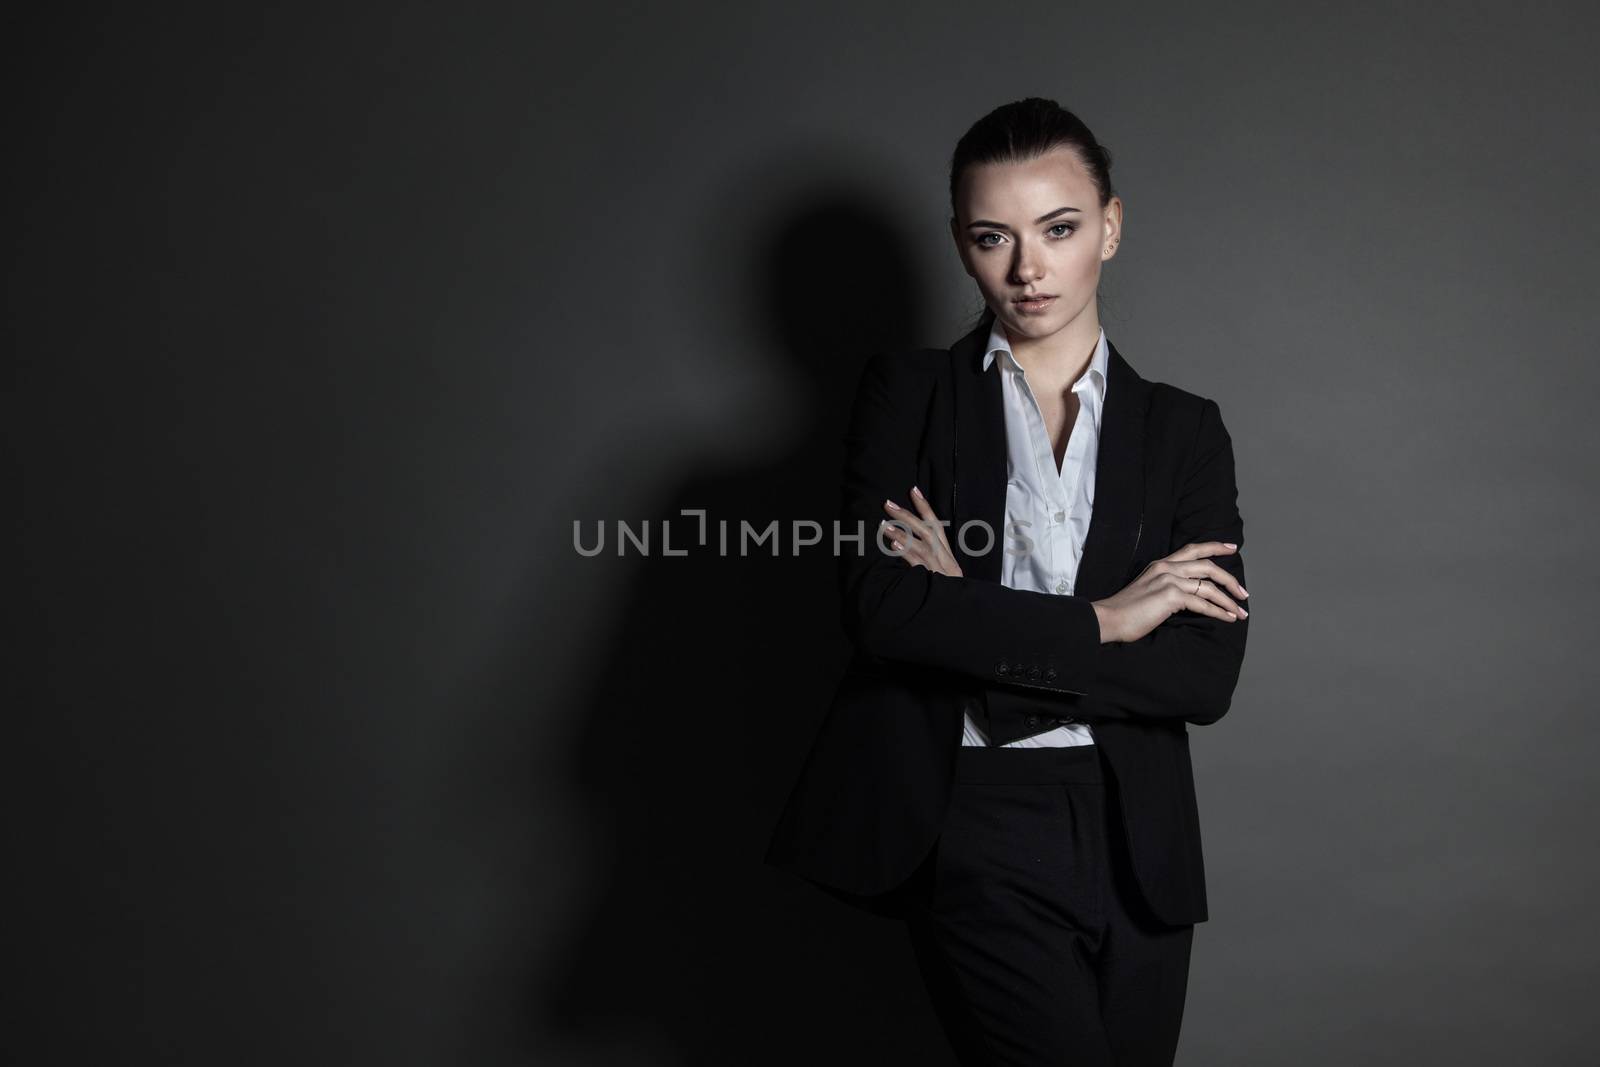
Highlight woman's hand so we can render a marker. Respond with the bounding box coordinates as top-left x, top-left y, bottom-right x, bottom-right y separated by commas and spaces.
1092, 541, 1248, 643
880, 486, 964, 578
